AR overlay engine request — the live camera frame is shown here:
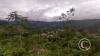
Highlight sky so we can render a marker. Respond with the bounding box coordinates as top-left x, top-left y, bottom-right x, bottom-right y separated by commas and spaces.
0, 0, 100, 21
